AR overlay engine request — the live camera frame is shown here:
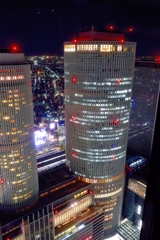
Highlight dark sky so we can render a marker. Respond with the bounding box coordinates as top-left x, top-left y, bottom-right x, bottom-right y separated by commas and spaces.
0, 0, 160, 56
